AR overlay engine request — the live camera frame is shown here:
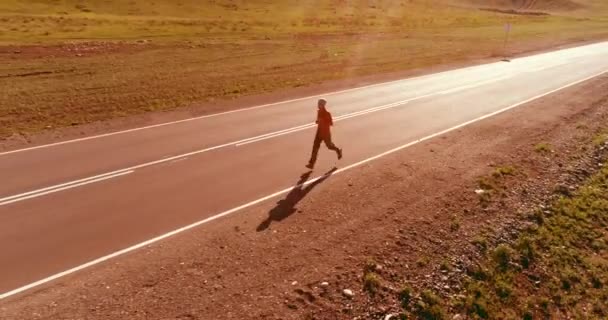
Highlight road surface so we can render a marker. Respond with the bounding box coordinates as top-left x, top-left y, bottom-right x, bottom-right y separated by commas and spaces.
1, 41, 608, 299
